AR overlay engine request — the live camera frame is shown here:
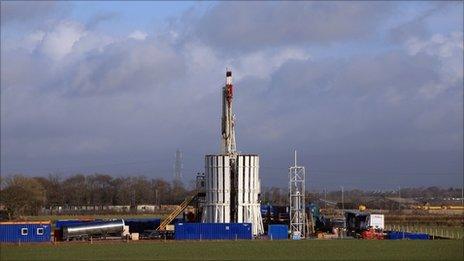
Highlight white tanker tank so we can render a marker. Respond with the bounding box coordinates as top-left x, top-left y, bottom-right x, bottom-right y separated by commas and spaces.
62, 219, 125, 240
